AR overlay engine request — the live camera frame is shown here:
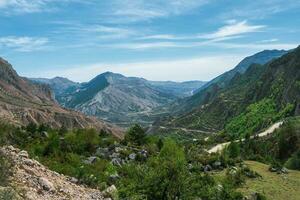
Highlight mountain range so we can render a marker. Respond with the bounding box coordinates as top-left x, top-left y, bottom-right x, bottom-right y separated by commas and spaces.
32, 72, 205, 126
0, 58, 123, 138
156, 47, 299, 136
